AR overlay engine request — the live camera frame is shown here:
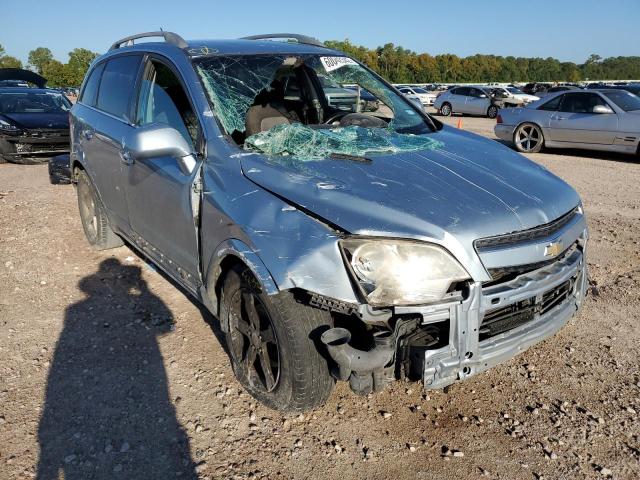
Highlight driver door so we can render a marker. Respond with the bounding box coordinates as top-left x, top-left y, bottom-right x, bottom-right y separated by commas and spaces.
549, 92, 618, 145
124, 56, 203, 290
